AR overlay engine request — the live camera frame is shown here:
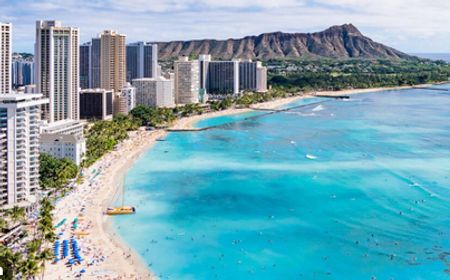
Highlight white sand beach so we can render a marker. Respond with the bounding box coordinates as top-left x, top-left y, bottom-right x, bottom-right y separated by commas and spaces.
45, 84, 432, 279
